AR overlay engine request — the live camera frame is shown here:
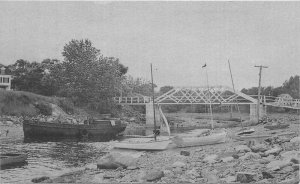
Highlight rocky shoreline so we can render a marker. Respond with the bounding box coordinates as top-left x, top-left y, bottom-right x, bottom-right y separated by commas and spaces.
1, 114, 299, 184
32, 123, 299, 184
